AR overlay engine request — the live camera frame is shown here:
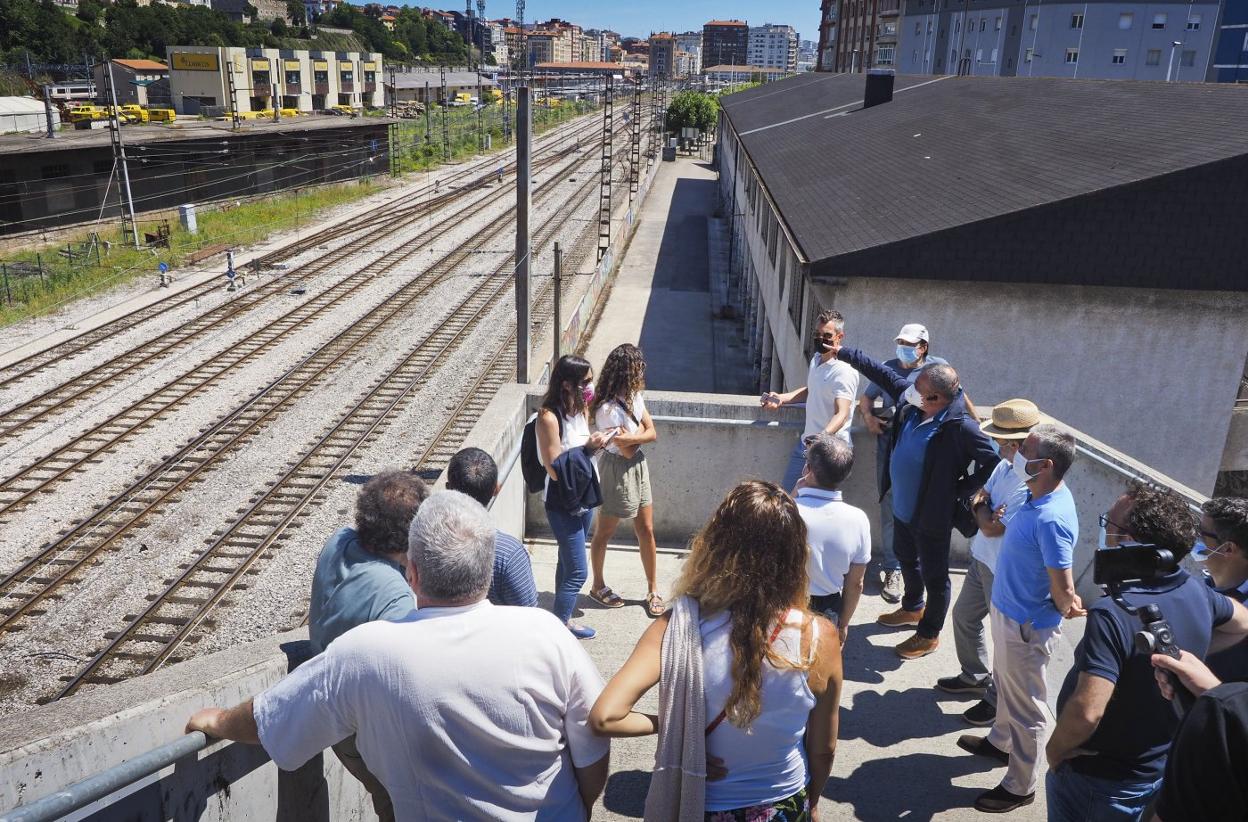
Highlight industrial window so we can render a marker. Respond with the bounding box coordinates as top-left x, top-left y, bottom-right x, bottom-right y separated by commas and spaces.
927, 20, 933, 32
877, 45, 896, 64
1029, 14, 1038, 30
1065, 48, 1079, 63
766, 210, 779, 265
1152, 13, 1167, 29
955, 19, 960, 32
41, 164, 70, 179
980, 19, 986, 31
1119, 12, 1133, 29
1180, 49, 1196, 67
1146, 48, 1162, 65
285, 71, 301, 84
1112, 48, 1127, 64
314, 70, 329, 83
1024, 47, 1034, 63
787, 265, 804, 328
976, 48, 984, 62
1070, 13, 1083, 29
1243, 31, 1248, 51
1186, 14, 1200, 30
